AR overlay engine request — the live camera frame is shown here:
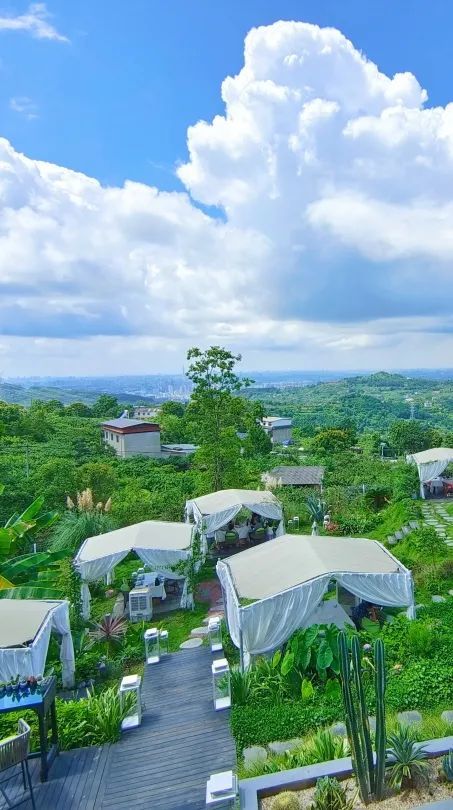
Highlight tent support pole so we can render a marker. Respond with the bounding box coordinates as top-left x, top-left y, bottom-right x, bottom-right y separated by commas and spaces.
239, 628, 245, 673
